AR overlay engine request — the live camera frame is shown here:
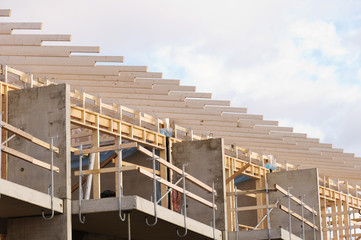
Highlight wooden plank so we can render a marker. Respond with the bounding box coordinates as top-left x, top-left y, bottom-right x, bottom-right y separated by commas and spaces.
135, 78, 180, 85
0, 34, 72, 46
122, 160, 159, 175
226, 163, 250, 184
73, 142, 137, 155
137, 145, 215, 194
185, 99, 230, 106
279, 204, 319, 230
0, 22, 42, 34
275, 184, 317, 215
0, 10, 11, 17
15, 65, 148, 75
230, 203, 277, 212
226, 188, 277, 196
138, 167, 215, 209
72, 152, 117, 193
74, 165, 137, 176
1, 121, 59, 153
0, 46, 100, 57
2, 146, 59, 172
1, 55, 123, 67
